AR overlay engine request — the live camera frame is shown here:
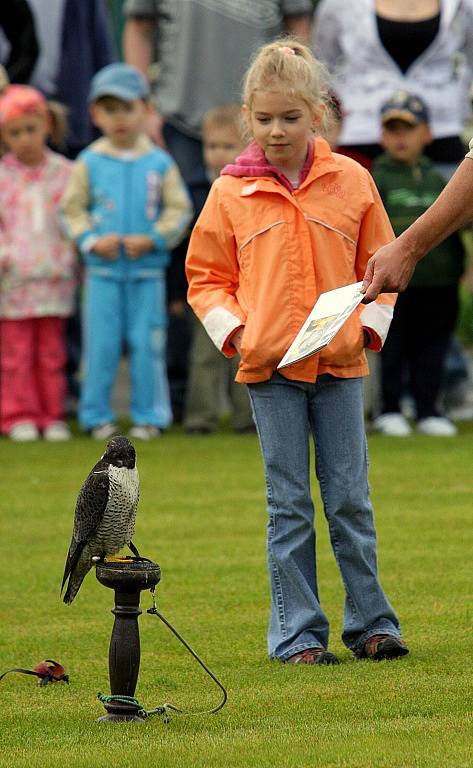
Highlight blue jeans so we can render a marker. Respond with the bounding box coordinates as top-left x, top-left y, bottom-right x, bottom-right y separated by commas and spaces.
247, 373, 401, 660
